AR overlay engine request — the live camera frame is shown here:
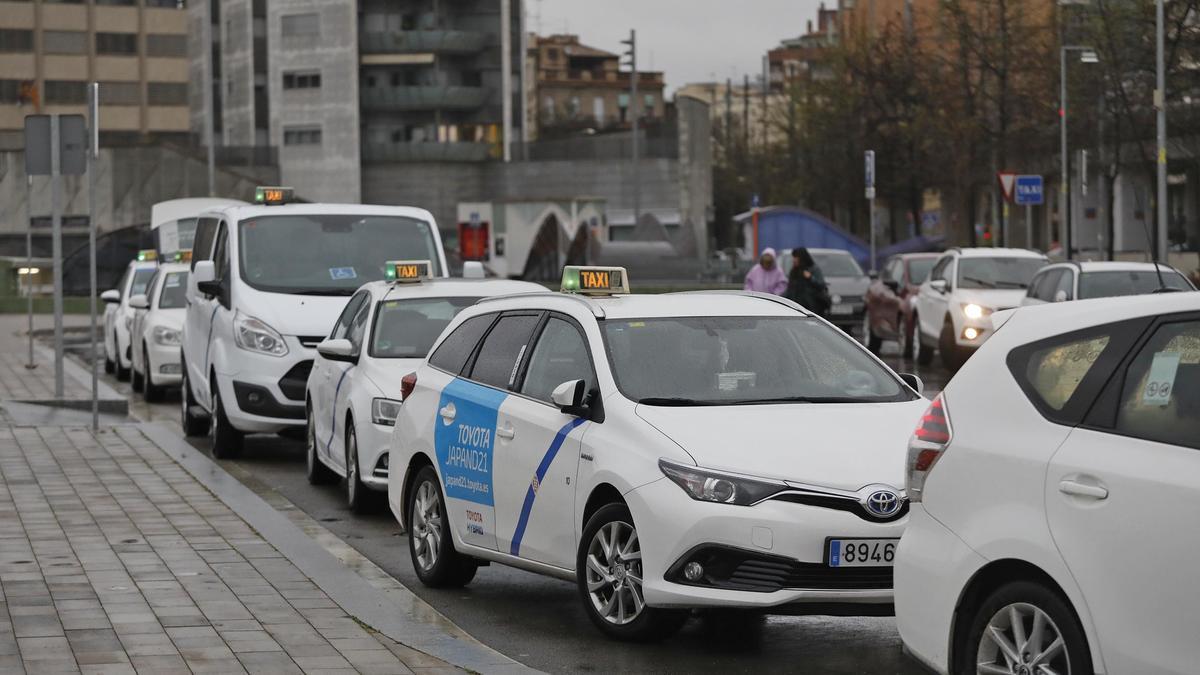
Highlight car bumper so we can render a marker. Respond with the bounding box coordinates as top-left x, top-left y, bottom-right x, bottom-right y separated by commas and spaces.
626, 477, 904, 612
895, 505, 986, 675
145, 341, 183, 386
355, 419, 391, 491
214, 349, 311, 433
